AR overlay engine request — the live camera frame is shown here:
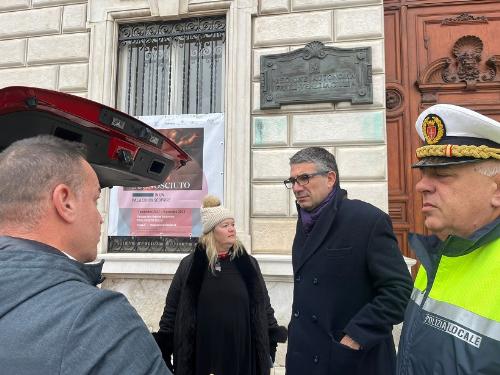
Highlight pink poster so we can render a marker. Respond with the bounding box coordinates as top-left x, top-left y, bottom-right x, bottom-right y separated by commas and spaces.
107, 114, 225, 252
